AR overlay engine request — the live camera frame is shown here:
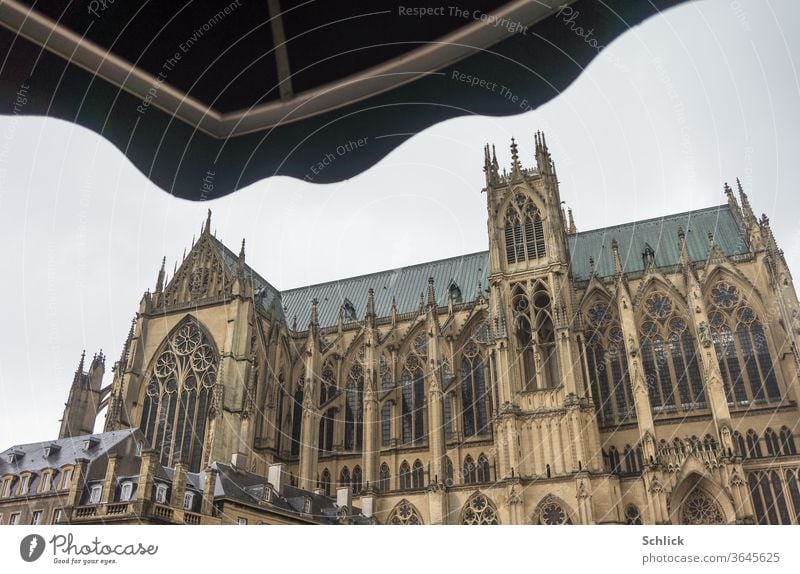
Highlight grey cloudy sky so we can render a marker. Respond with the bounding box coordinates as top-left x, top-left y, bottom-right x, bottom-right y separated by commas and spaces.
1, 0, 799, 448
